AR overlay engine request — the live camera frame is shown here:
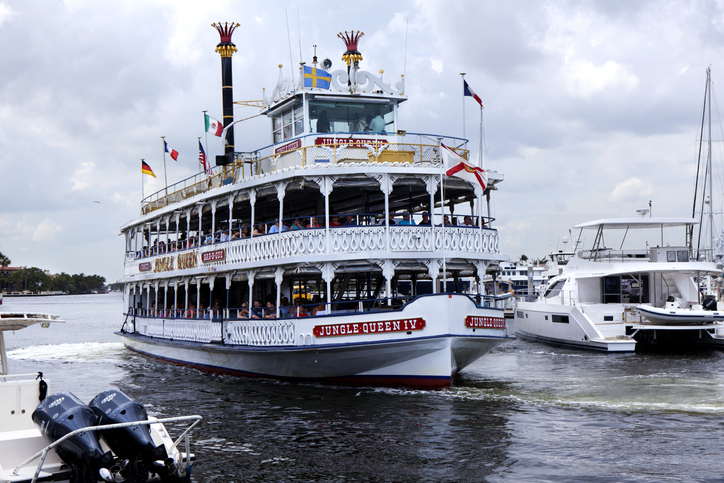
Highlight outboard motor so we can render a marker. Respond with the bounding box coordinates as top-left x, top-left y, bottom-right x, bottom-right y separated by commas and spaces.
32, 392, 113, 481
89, 389, 175, 479
703, 296, 717, 311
